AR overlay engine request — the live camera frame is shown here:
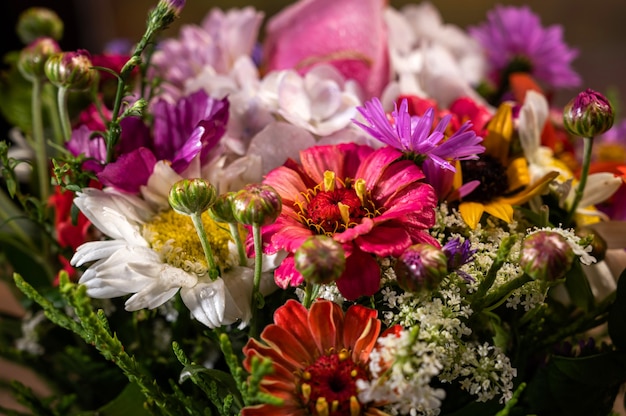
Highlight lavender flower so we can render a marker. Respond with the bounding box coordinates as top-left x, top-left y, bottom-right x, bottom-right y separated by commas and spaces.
442, 237, 477, 281
355, 98, 484, 172
469, 5, 580, 89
